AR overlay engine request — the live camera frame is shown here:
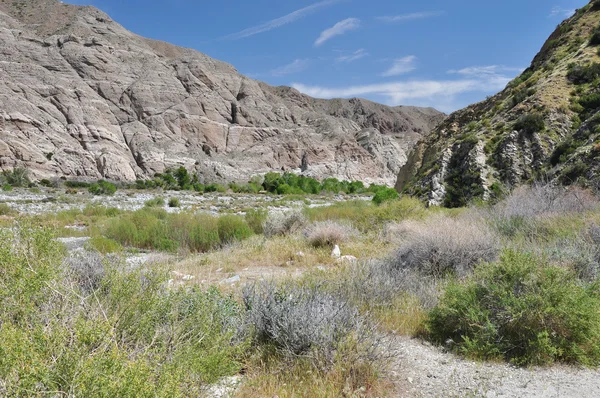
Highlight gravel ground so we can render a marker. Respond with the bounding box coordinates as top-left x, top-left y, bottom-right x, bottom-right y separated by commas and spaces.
0, 188, 367, 215
387, 335, 600, 398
